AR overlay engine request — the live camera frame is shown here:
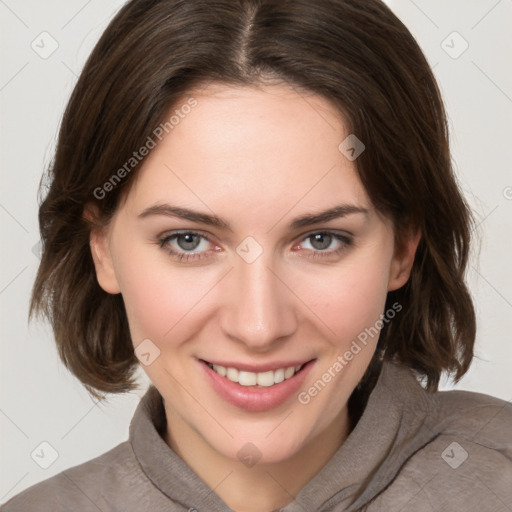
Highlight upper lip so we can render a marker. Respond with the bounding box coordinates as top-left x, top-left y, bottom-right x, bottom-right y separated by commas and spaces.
199, 358, 315, 373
